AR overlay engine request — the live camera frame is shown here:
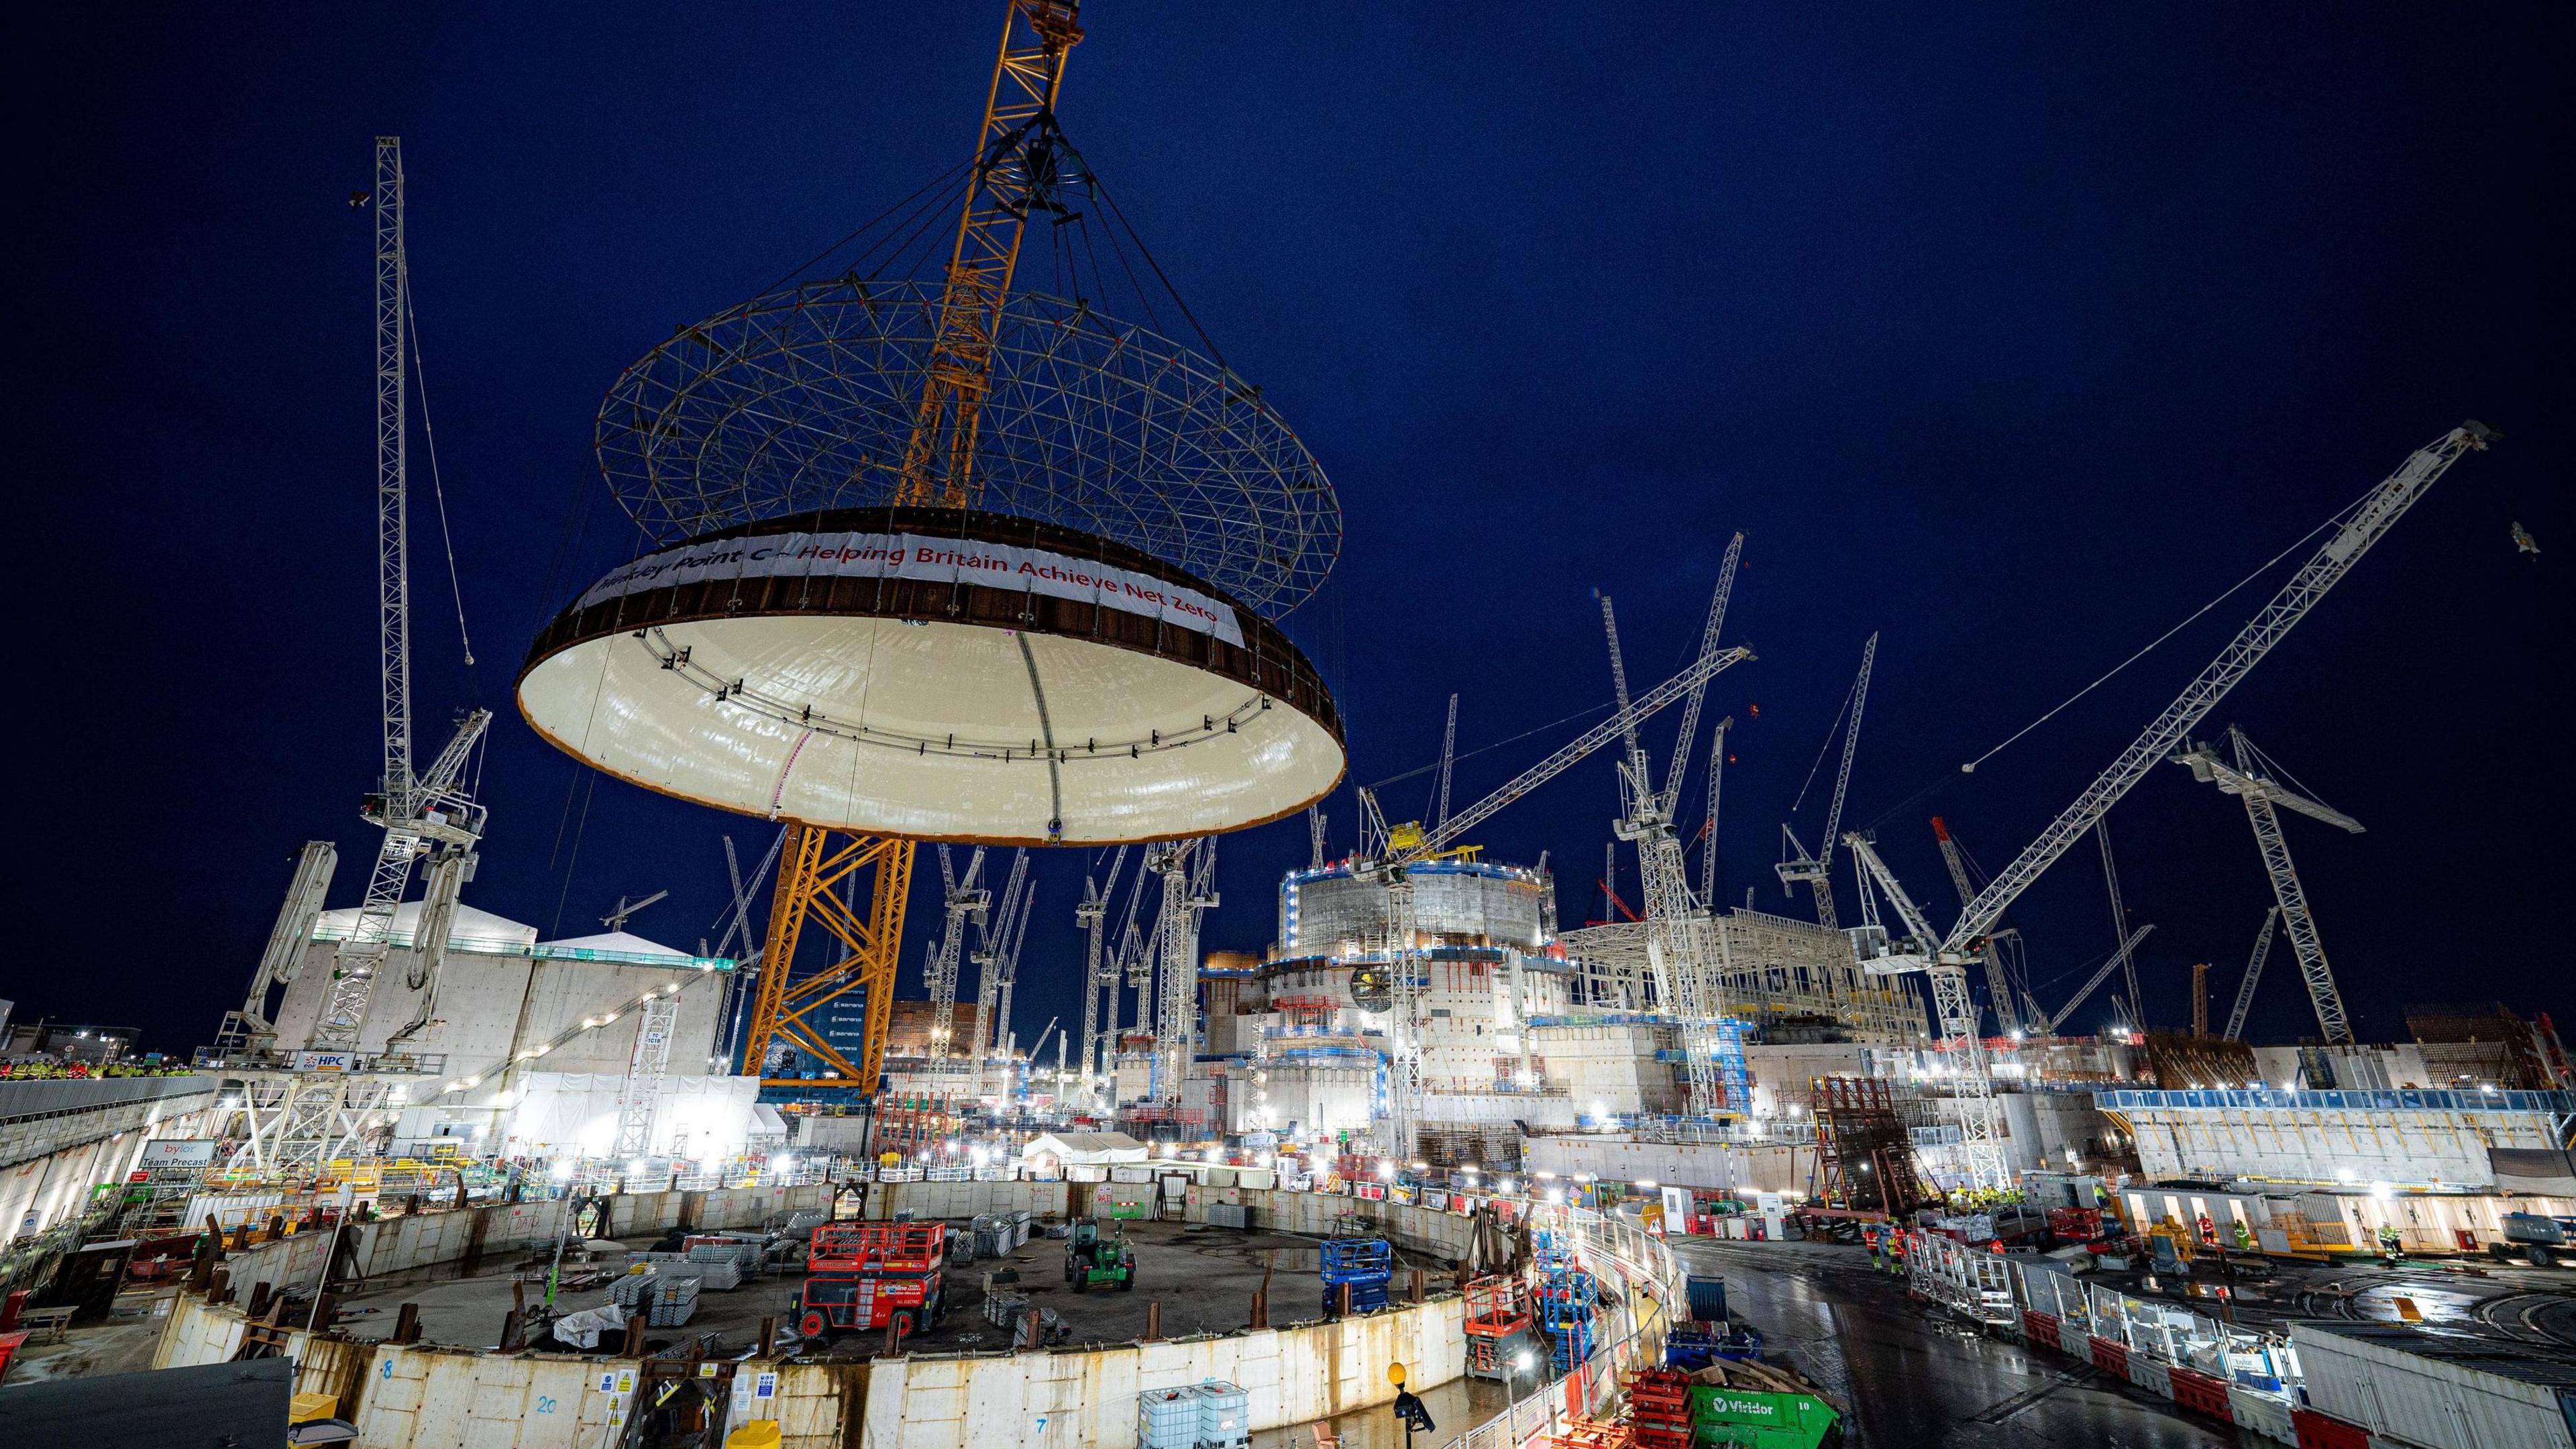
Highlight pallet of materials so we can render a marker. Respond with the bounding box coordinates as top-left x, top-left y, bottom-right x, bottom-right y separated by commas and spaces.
647, 1277, 701, 1328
